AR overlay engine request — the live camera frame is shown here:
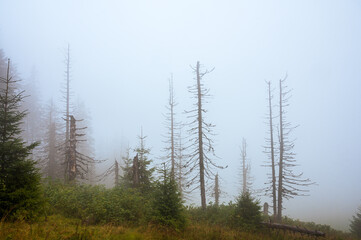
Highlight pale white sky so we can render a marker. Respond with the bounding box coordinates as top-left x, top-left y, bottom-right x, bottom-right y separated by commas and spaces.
1, 0, 360, 231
